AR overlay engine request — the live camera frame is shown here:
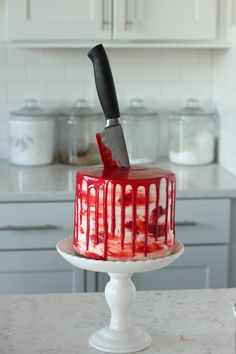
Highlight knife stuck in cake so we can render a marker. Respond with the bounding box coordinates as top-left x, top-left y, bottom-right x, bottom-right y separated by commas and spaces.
72, 44, 177, 261
88, 44, 130, 168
